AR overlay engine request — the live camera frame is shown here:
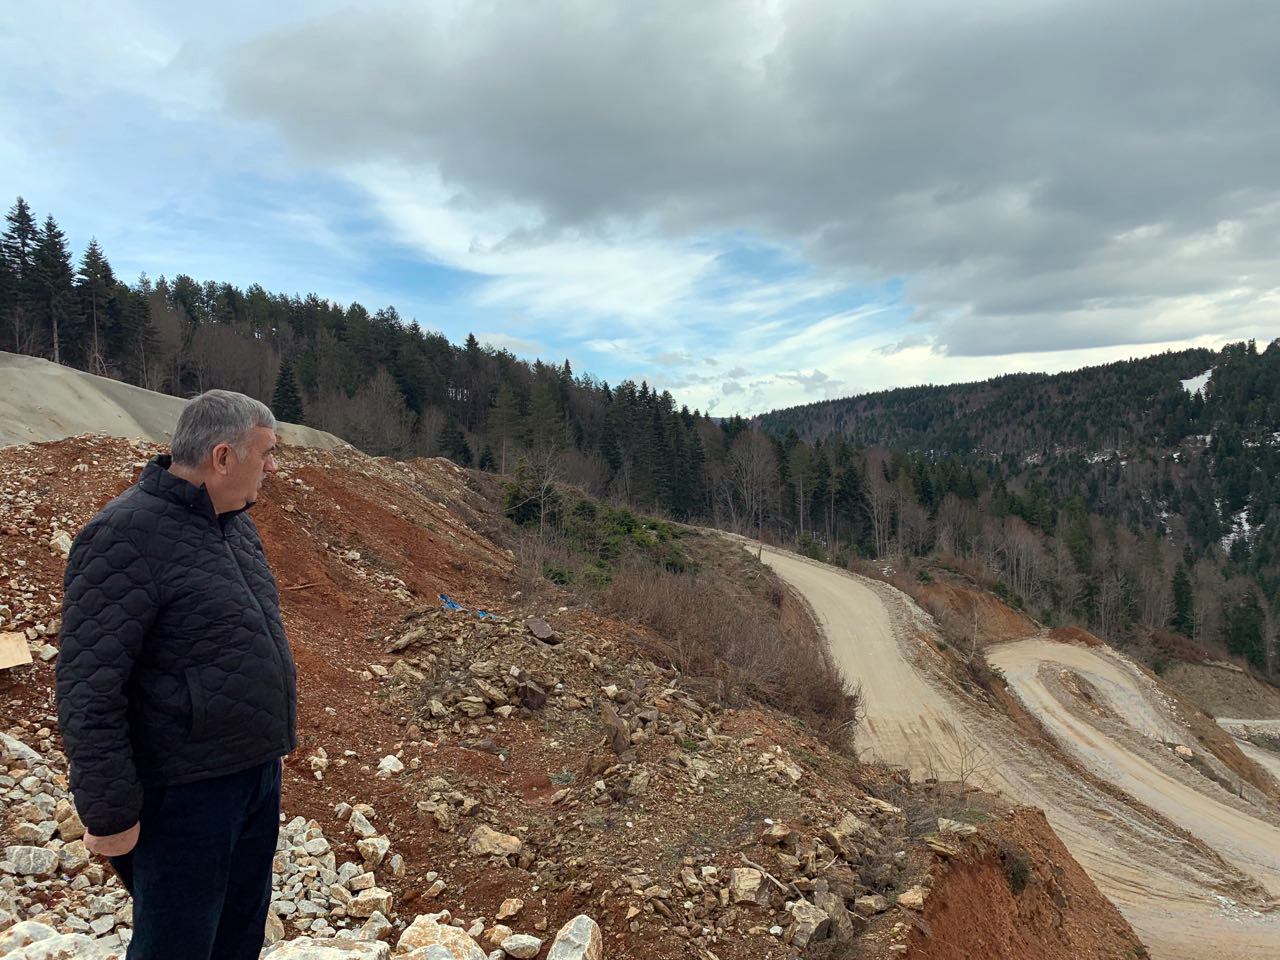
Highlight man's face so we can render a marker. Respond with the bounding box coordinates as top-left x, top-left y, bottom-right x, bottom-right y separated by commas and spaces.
226, 426, 279, 510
